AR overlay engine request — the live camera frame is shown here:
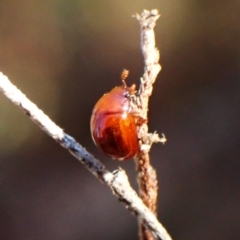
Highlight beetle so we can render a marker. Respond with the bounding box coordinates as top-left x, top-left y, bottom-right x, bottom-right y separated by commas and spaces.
90, 70, 140, 160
